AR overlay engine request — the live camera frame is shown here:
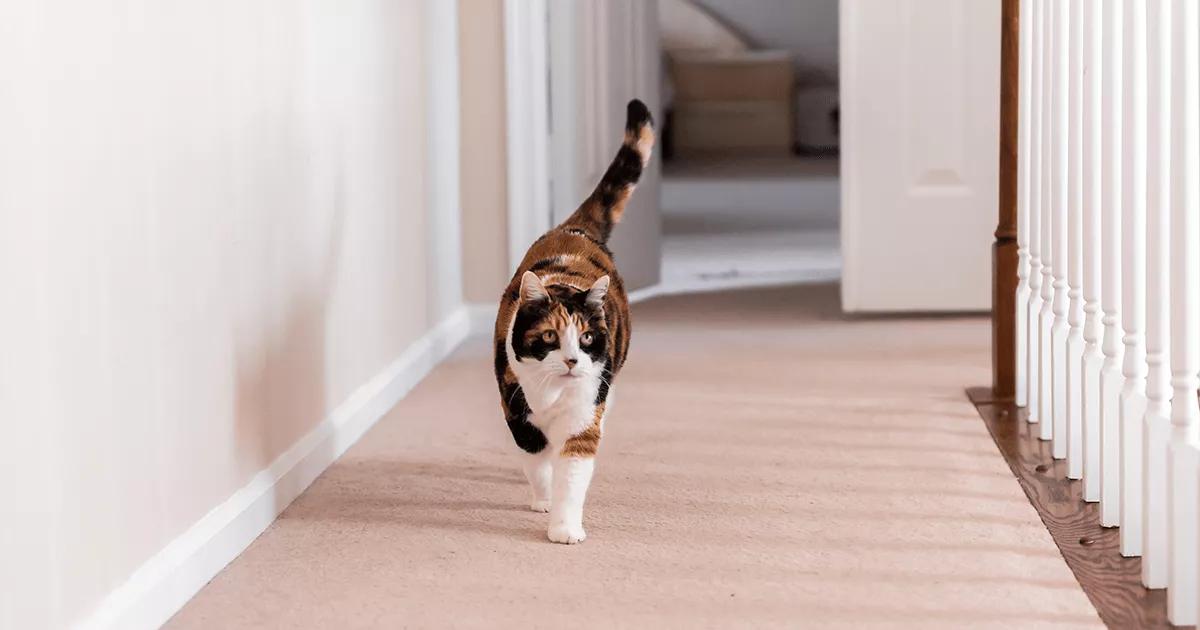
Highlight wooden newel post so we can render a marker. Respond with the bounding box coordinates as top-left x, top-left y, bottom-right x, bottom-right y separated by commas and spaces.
995, 0, 1021, 401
